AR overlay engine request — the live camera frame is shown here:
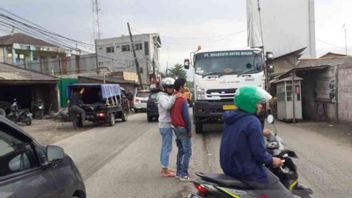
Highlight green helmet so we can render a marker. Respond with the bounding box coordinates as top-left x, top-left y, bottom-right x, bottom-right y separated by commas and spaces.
234, 85, 272, 114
